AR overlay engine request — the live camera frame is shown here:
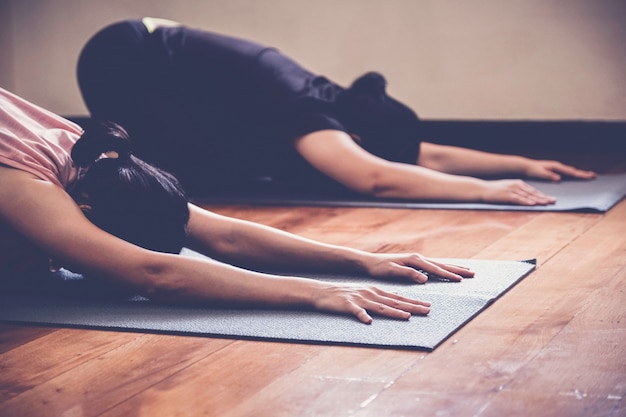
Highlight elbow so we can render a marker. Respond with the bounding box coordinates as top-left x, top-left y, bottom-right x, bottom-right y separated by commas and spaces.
133, 255, 186, 300
344, 170, 394, 198
370, 181, 397, 198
